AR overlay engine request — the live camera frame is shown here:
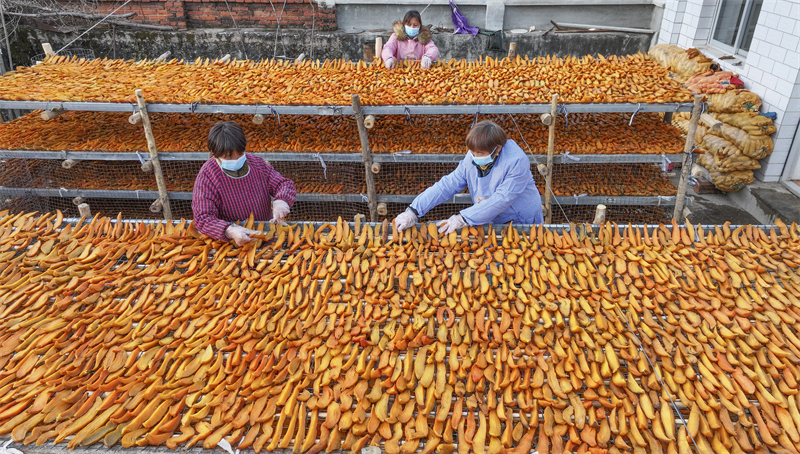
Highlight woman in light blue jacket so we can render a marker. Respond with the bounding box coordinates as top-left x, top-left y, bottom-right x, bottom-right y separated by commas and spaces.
394, 120, 544, 233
